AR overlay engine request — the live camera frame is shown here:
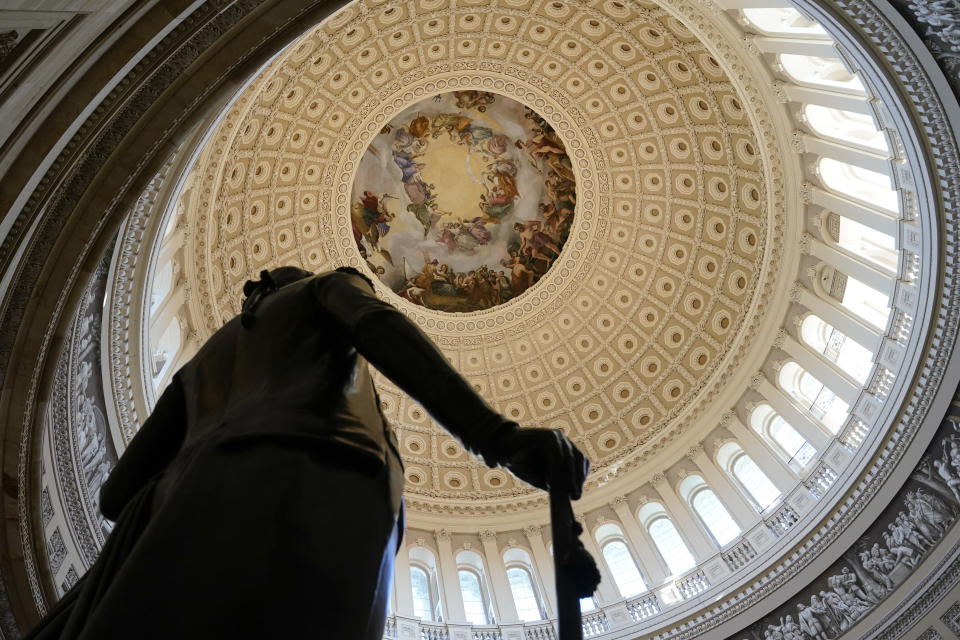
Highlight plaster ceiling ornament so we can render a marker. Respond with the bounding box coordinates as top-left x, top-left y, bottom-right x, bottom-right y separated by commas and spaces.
351, 91, 575, 312
180, 0, 783, 511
